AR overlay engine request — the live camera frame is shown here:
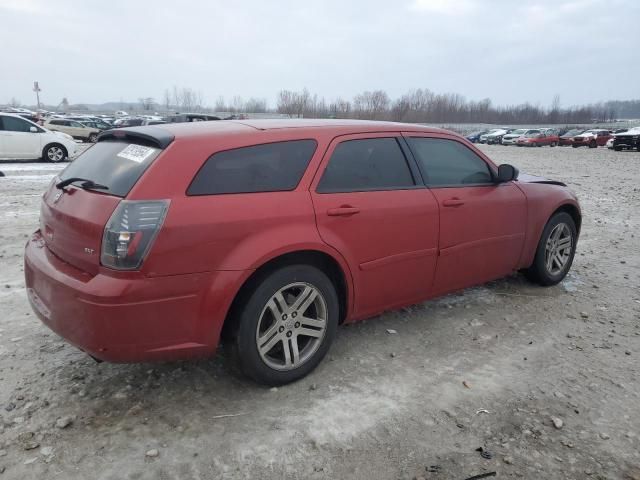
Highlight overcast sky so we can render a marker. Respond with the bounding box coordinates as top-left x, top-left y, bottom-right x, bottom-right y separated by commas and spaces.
1, 0, 638, 109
